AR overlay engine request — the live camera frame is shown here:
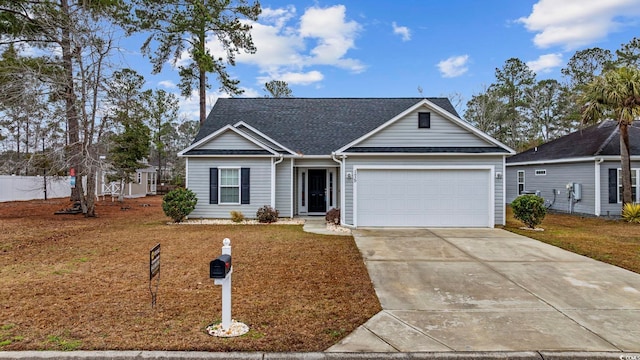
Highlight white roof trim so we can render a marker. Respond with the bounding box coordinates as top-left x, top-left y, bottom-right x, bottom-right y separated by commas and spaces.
334, 98, 516, 155
507, 155, 640, 166
340, 152, 510, 157
233, 121, 297, 156
178, 124, 279, 157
